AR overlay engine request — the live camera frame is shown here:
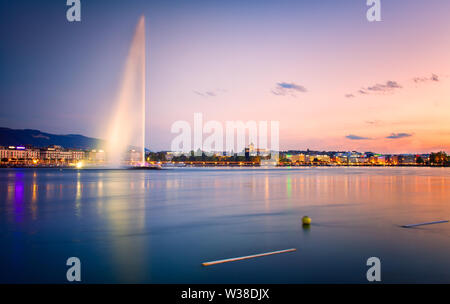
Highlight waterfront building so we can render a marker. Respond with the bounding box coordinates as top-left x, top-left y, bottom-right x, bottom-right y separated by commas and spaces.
399, 154, 417, 165
305, 154, 331, 164
126, 149, 142, 164
249, 142, 255, 156
376, 155, 387, 165
0, 146, 40, 162
40, 146, 63, 160
0, 147, 6, 159
334, 156, 348, 164
165, 152, 174, 161
391, 155, 399, 165
317, 155, 331, 163
255, 148, 270, 157
260, 159, 277, 167
87, 149, 106, 163
286, 153, 305, 163
40, 146, 85, 163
